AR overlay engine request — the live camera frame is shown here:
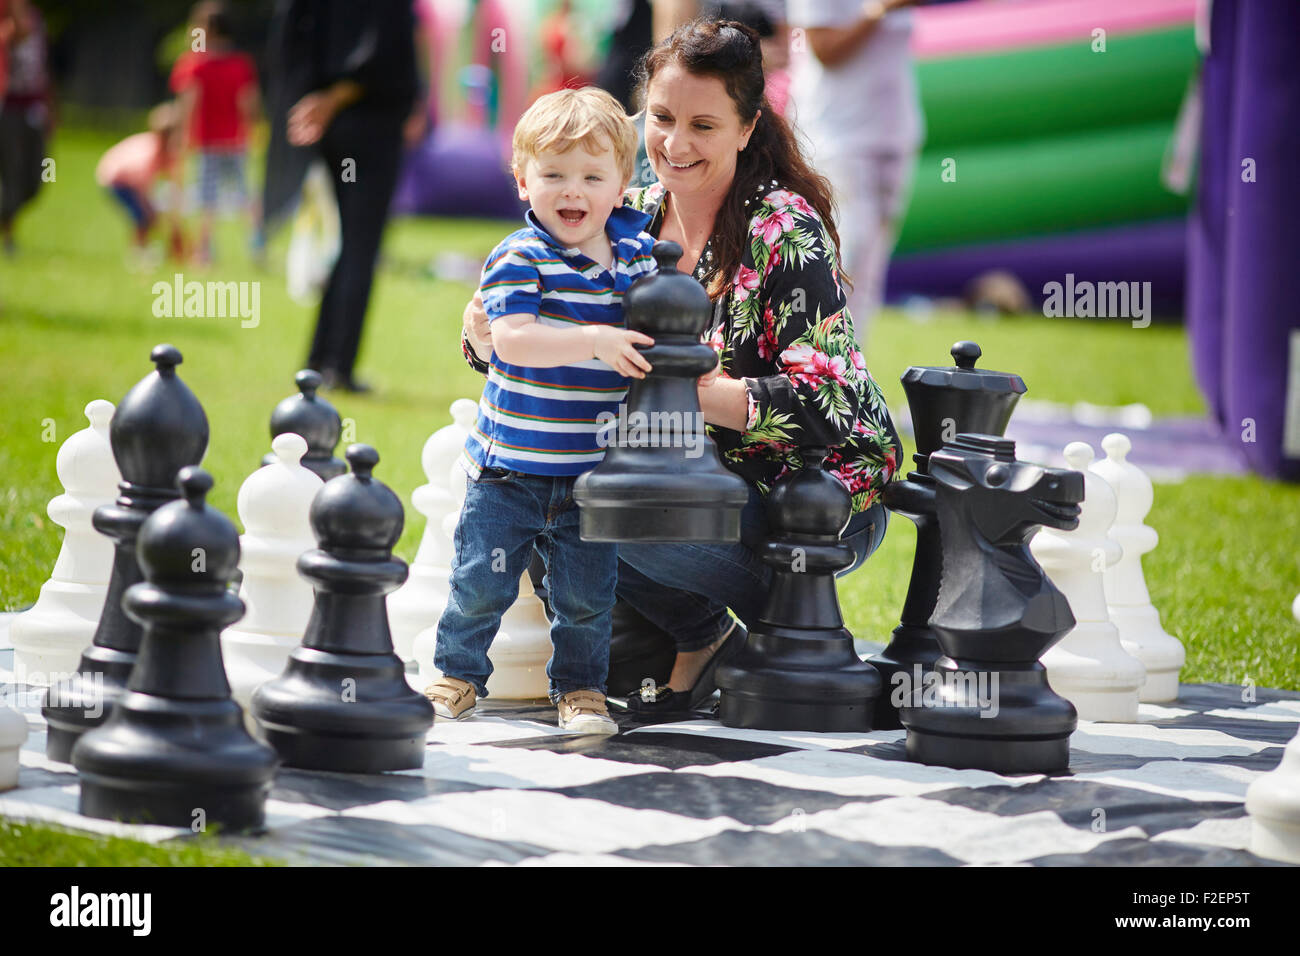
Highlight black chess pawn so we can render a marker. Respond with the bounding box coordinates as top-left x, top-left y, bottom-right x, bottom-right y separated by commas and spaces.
900, 434, 1082, 774
43, 344, 209, 763
73, 468, 278, 830
574, 240, 749, 542
716, 447, 881, 730
263, 369, 345, 481
869, 342, 1026, 729
252, 444, 434, 772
